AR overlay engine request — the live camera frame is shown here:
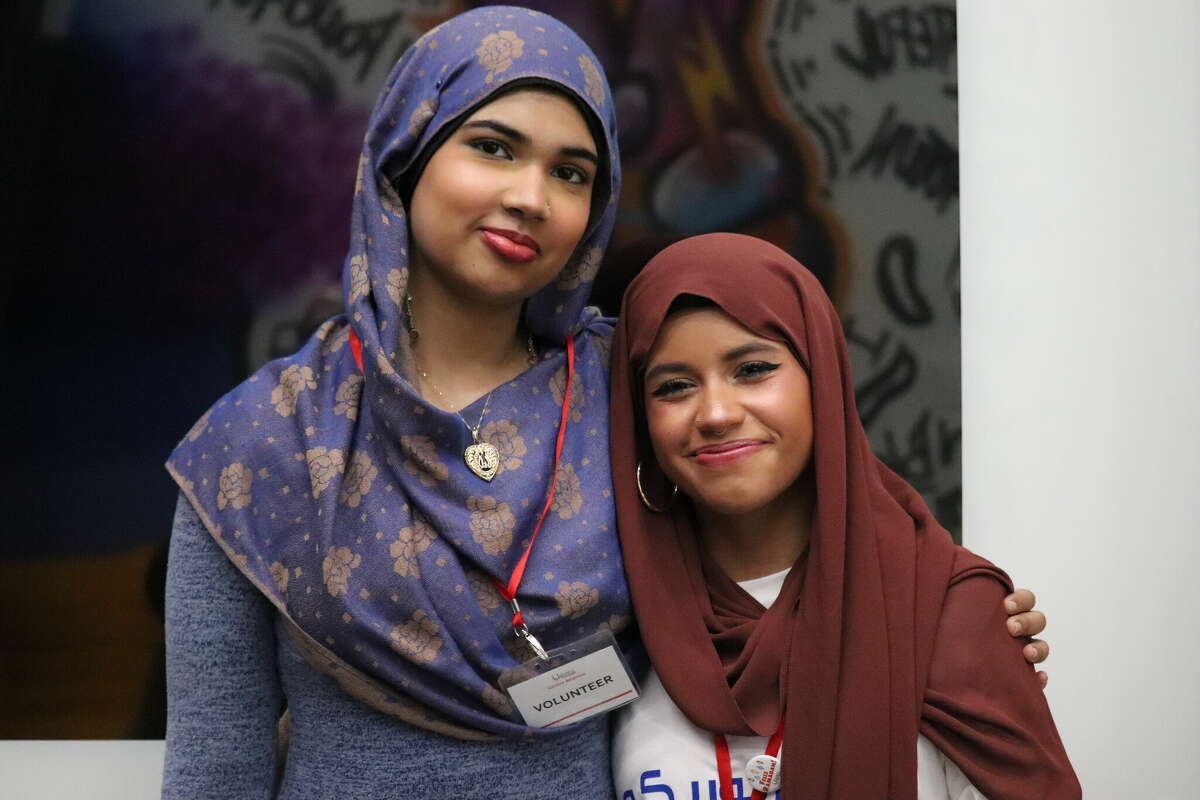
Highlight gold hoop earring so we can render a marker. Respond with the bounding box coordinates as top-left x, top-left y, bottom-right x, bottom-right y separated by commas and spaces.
636, 461, 678, 513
